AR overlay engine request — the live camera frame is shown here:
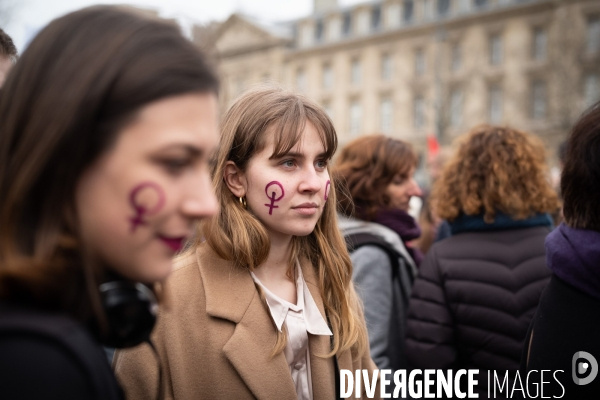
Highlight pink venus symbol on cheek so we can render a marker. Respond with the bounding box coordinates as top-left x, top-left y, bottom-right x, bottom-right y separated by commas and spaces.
324, 180, 331, 201
129, 182, 166, 233
264, 181, 285, 215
